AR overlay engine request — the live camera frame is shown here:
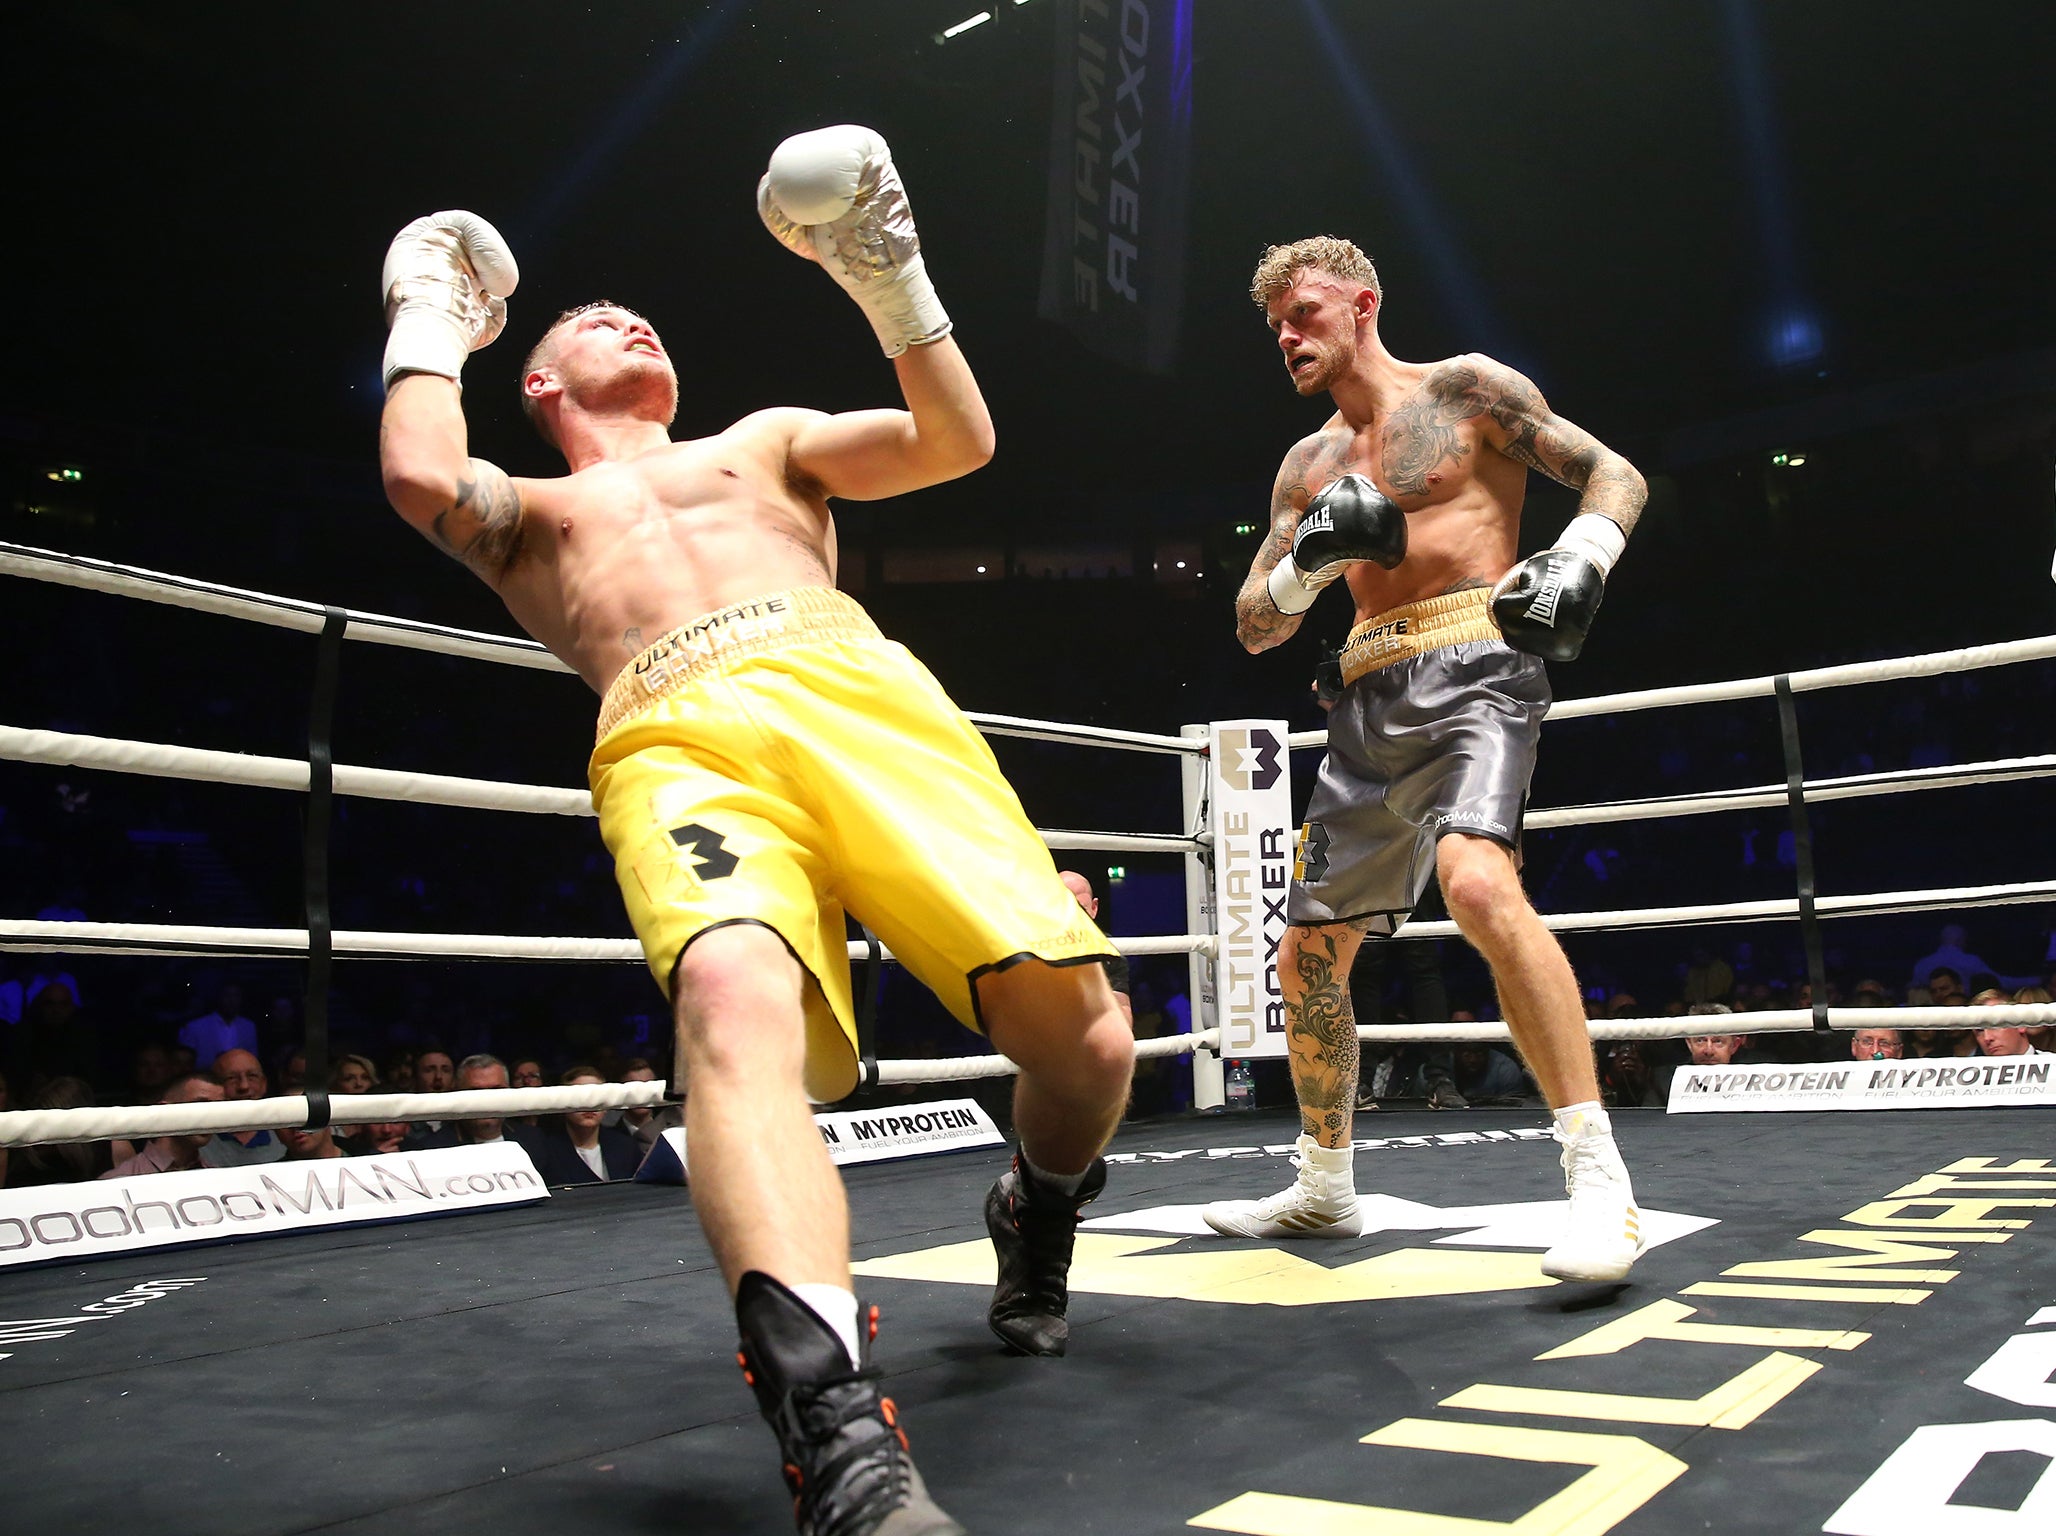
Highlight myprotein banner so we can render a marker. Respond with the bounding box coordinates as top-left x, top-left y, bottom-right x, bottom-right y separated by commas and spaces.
0, 1144, 547, 1270
1038, 0, 1195, 372
1669, 1056, 2056, 1114
1208, 720, 1292, 1060
637, 1097, 1004, 1183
